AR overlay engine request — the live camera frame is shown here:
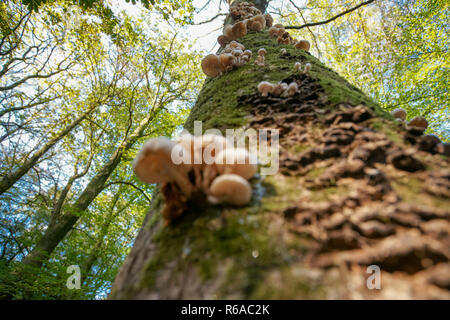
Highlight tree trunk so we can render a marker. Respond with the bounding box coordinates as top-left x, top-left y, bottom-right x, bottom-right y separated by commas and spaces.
109, 1, 450, 299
